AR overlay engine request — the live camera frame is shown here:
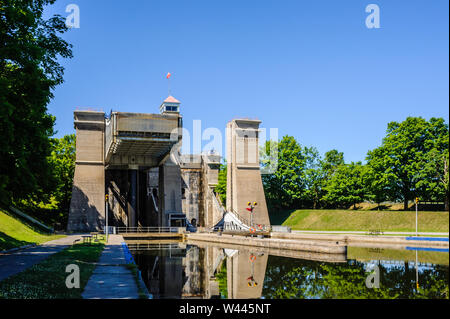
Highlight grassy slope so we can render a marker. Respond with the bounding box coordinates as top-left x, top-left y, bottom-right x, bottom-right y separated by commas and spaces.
276, 209, 449, 233
0, 242, 104, 299
0, 209, 64, 251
